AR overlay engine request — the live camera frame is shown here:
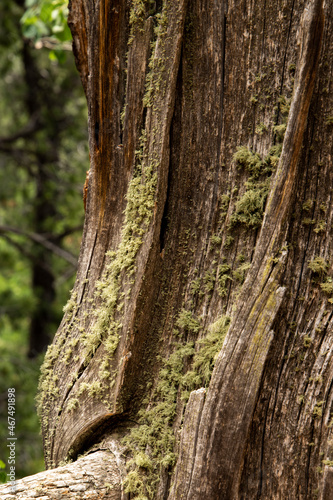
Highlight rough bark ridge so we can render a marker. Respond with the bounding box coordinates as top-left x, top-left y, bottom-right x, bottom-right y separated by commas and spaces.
35, 0, 333, 498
